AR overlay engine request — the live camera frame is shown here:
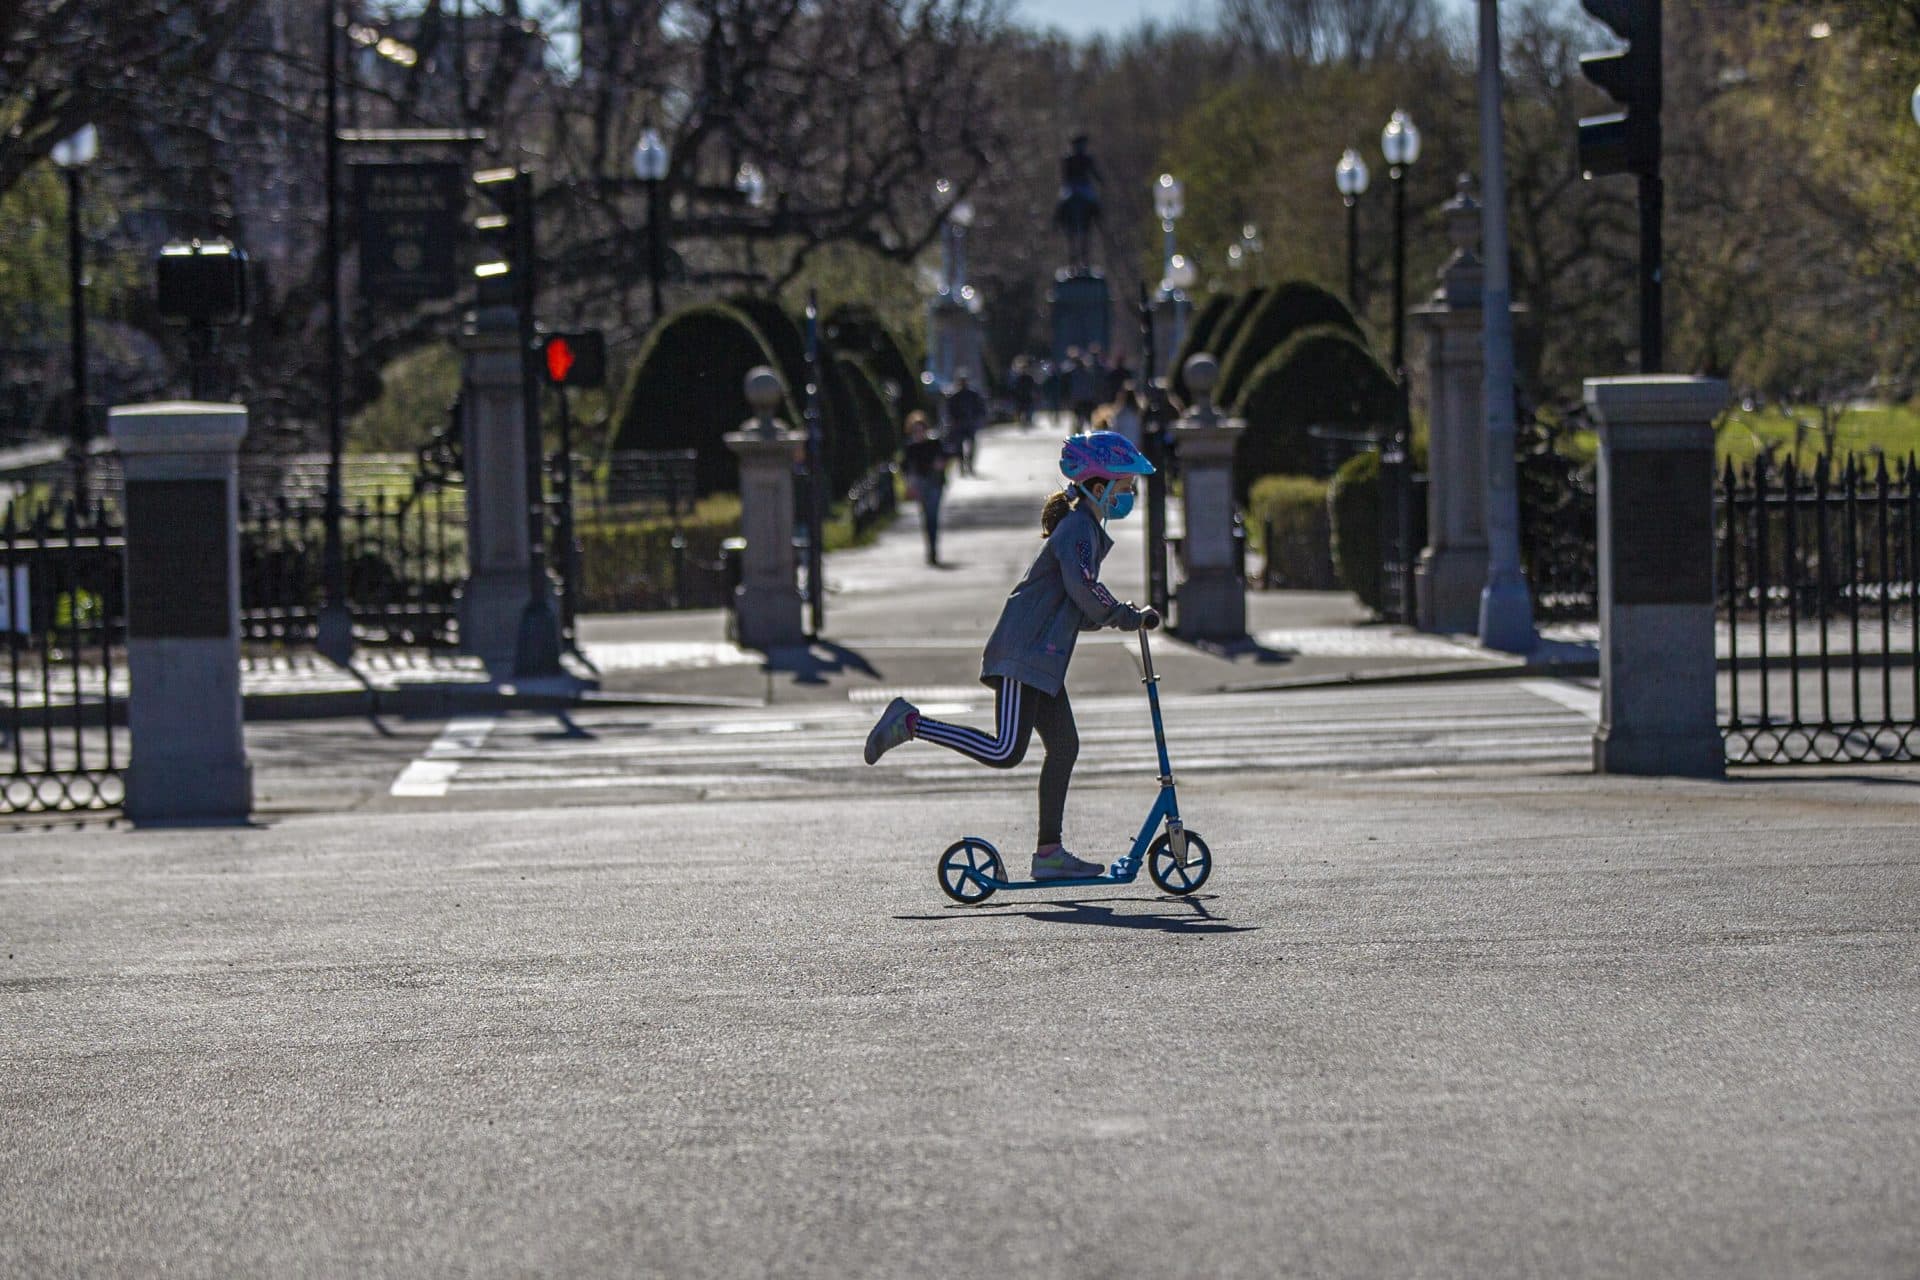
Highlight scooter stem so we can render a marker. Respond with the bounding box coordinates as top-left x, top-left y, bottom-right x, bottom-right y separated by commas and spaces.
1137, 627, 1158, 684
